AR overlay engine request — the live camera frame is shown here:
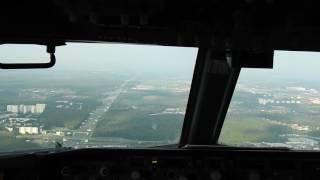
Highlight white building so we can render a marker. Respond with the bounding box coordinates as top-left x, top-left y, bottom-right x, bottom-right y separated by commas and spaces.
35, 104, 46, 114
7, 105, 18, 113
5, 127, 13, 132
18, 127, 39, 134
56, 131, 65, 136
30, 106, 36, 113
7, 104, 46, 114
22, 105, 28, 114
